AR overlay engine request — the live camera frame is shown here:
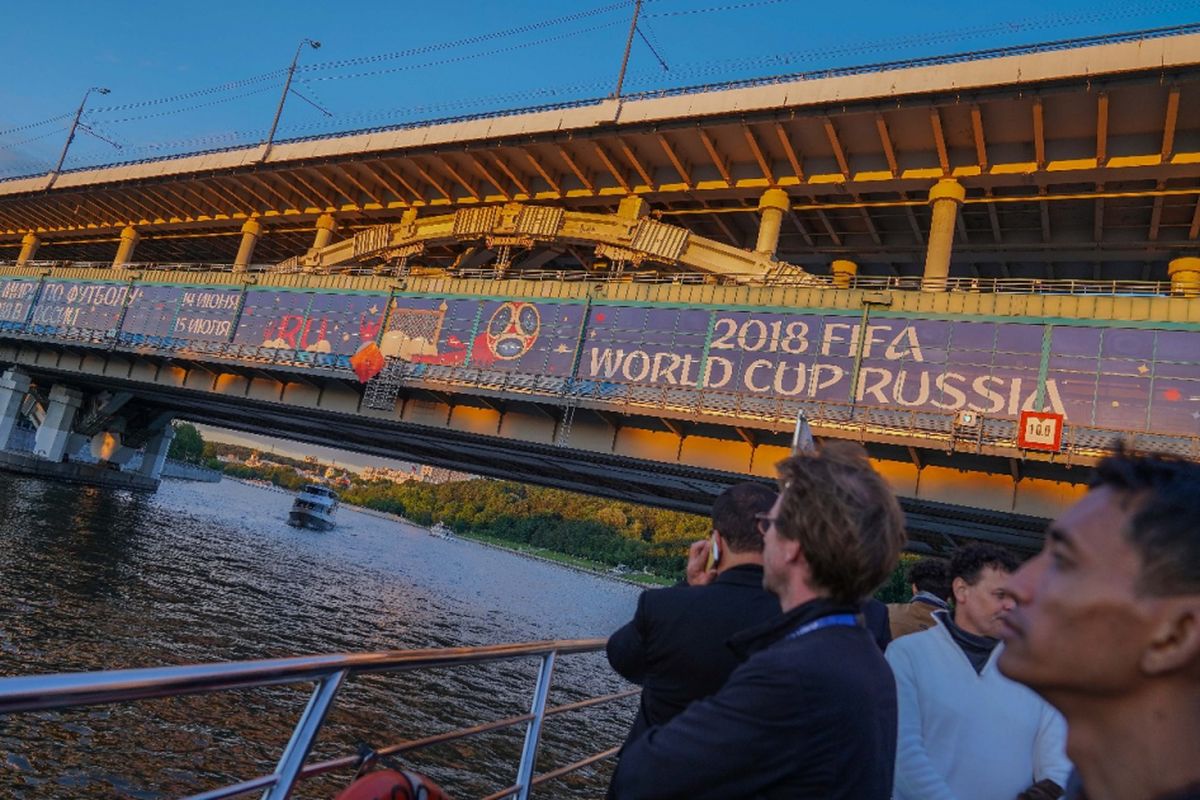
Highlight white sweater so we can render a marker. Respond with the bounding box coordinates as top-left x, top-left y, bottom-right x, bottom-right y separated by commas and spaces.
886, 616, 1071, 800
